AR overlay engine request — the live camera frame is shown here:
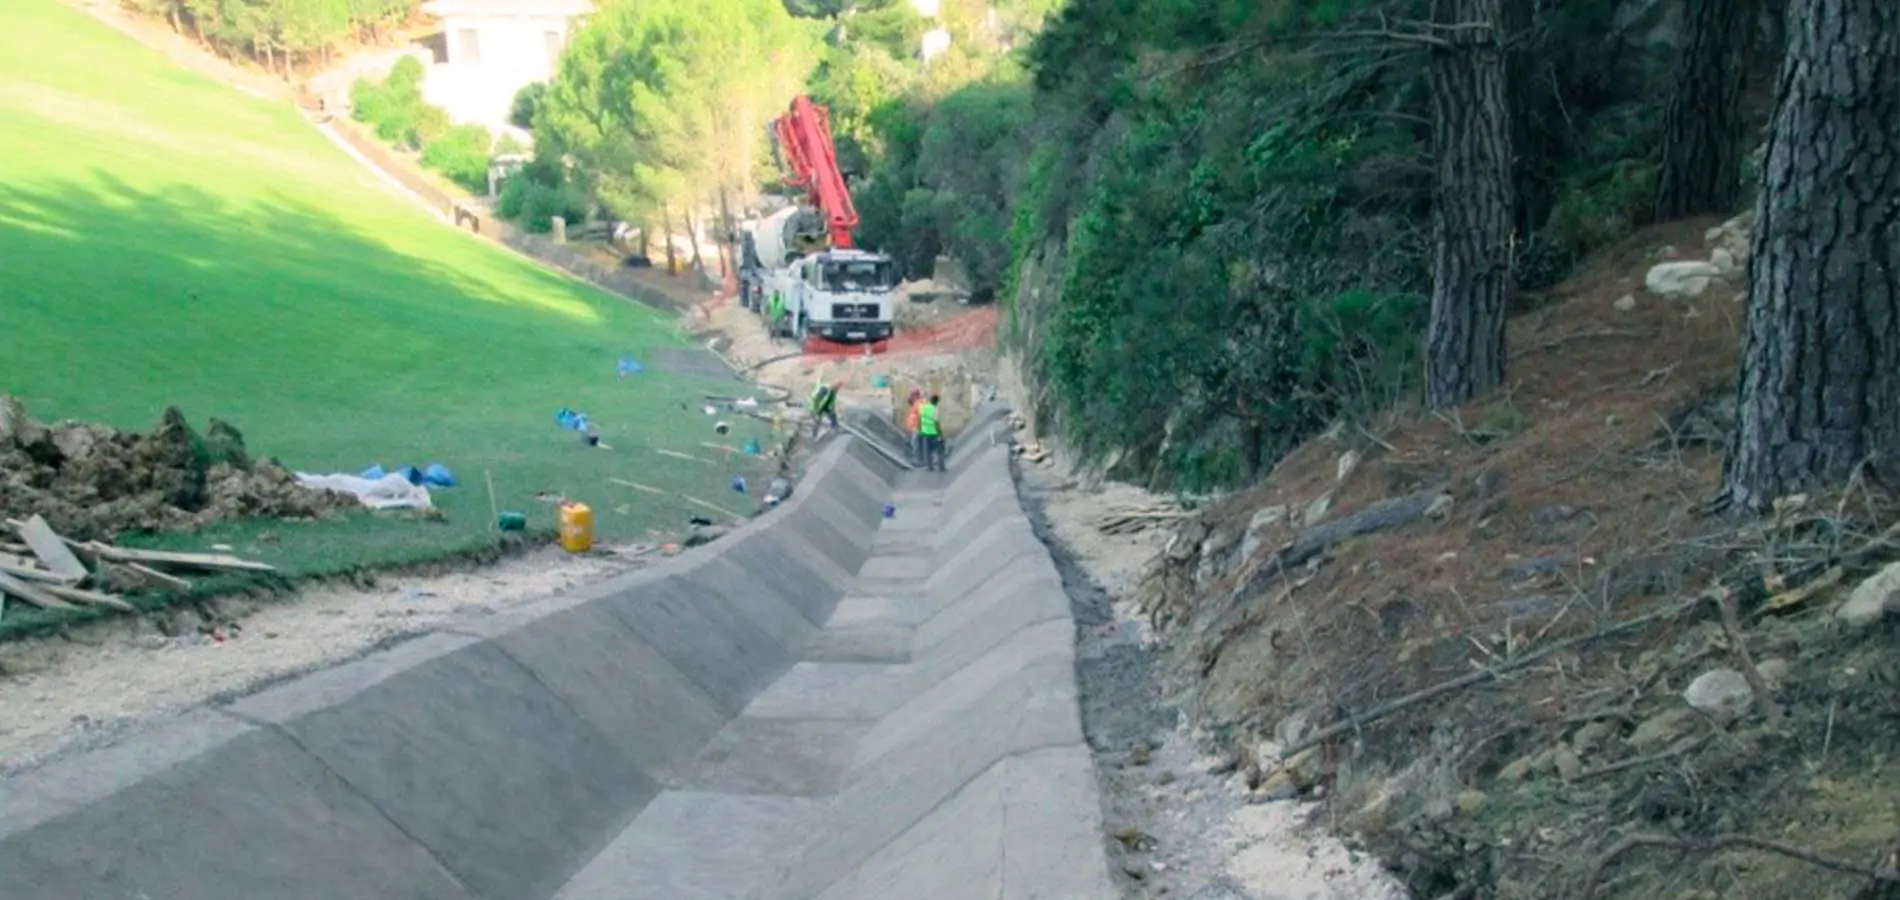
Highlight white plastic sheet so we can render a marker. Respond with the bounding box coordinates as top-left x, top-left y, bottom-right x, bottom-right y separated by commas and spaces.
295, 472, 434, 510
